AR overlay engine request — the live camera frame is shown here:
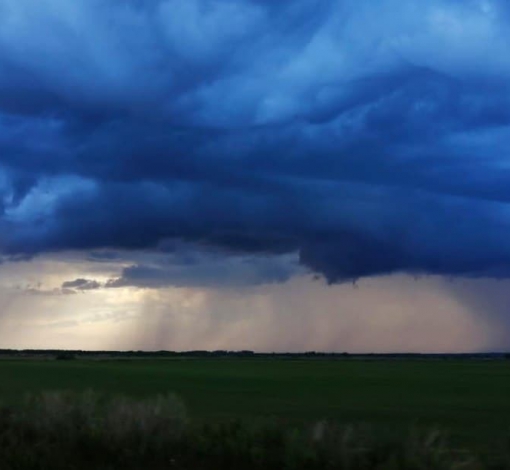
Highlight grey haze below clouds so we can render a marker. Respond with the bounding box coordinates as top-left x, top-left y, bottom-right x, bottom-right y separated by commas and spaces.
2, 0, 510, 282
